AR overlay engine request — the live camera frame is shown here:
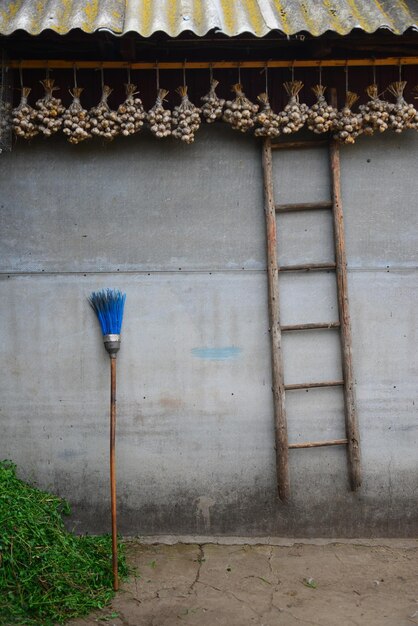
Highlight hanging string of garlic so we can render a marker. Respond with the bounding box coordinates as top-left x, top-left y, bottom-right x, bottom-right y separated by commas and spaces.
359, 84, 391, 135
279, 81, 308, 134
0, 99, 11, 144
387, 81, 417, 133
333, 92, 363, 144
201, 79, 225, 123
35, 78, 65, 136
62, 87, 91, 144
223, 83, 258, 133
147, 88, 172, 138
172, 85, 201, 144
254, 93, 280, 137
307, 85, 337, 134
117, 83, 146, 136
89, 85, 120, 140
12, 87, 39, 139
